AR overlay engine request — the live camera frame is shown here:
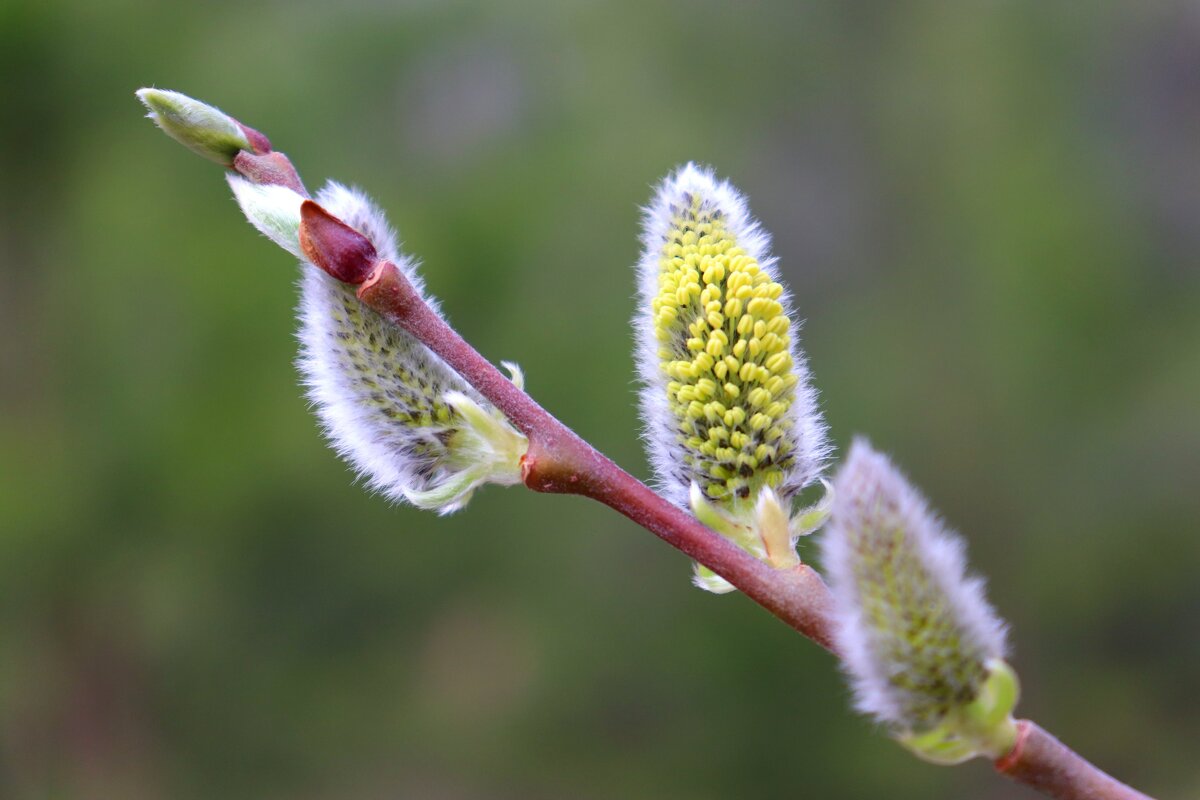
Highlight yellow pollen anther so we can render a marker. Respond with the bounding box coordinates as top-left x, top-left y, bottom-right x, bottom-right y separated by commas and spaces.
723, 407, 747, 427
766, 352, 790, 373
